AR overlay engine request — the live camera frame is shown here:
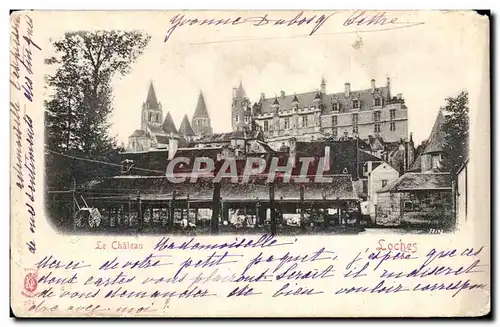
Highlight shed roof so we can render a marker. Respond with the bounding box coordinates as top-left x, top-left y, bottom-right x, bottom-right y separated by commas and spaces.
377, 172, 452, 193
